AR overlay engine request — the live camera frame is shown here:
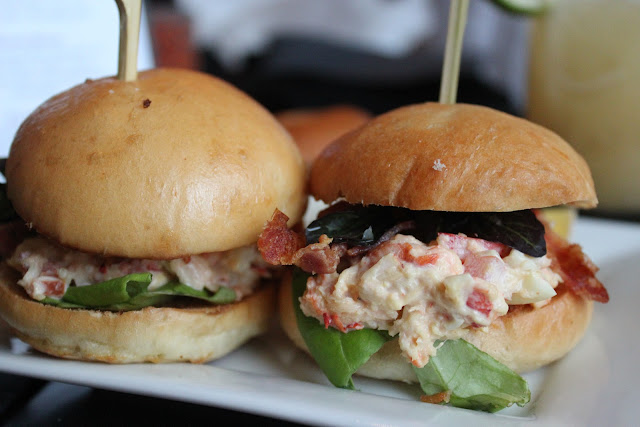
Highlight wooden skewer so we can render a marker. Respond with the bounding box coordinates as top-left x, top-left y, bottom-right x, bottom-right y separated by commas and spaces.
439, 0, 470, 104
115, 0, 142, 81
